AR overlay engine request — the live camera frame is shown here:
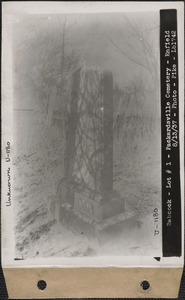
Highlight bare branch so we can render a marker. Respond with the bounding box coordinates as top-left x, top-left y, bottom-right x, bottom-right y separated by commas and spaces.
106, 33, 150, 71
